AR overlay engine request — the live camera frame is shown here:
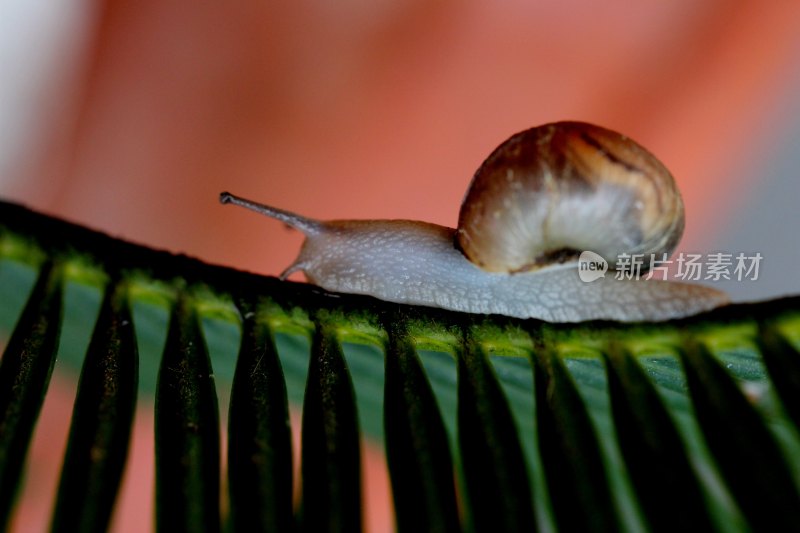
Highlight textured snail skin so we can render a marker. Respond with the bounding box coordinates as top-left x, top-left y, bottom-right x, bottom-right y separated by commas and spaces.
220, 193, 729, 323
